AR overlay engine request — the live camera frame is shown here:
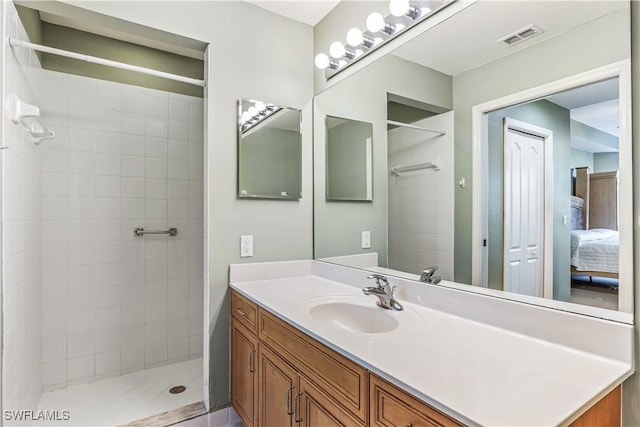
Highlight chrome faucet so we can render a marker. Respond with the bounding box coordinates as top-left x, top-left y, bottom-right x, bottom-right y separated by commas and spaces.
363, 274, 403, 311
420, 266, 442, 284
